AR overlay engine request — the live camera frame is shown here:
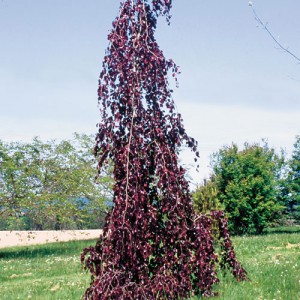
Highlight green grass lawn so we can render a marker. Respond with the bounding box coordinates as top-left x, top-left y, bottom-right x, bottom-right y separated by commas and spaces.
0, 227, 299, 300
